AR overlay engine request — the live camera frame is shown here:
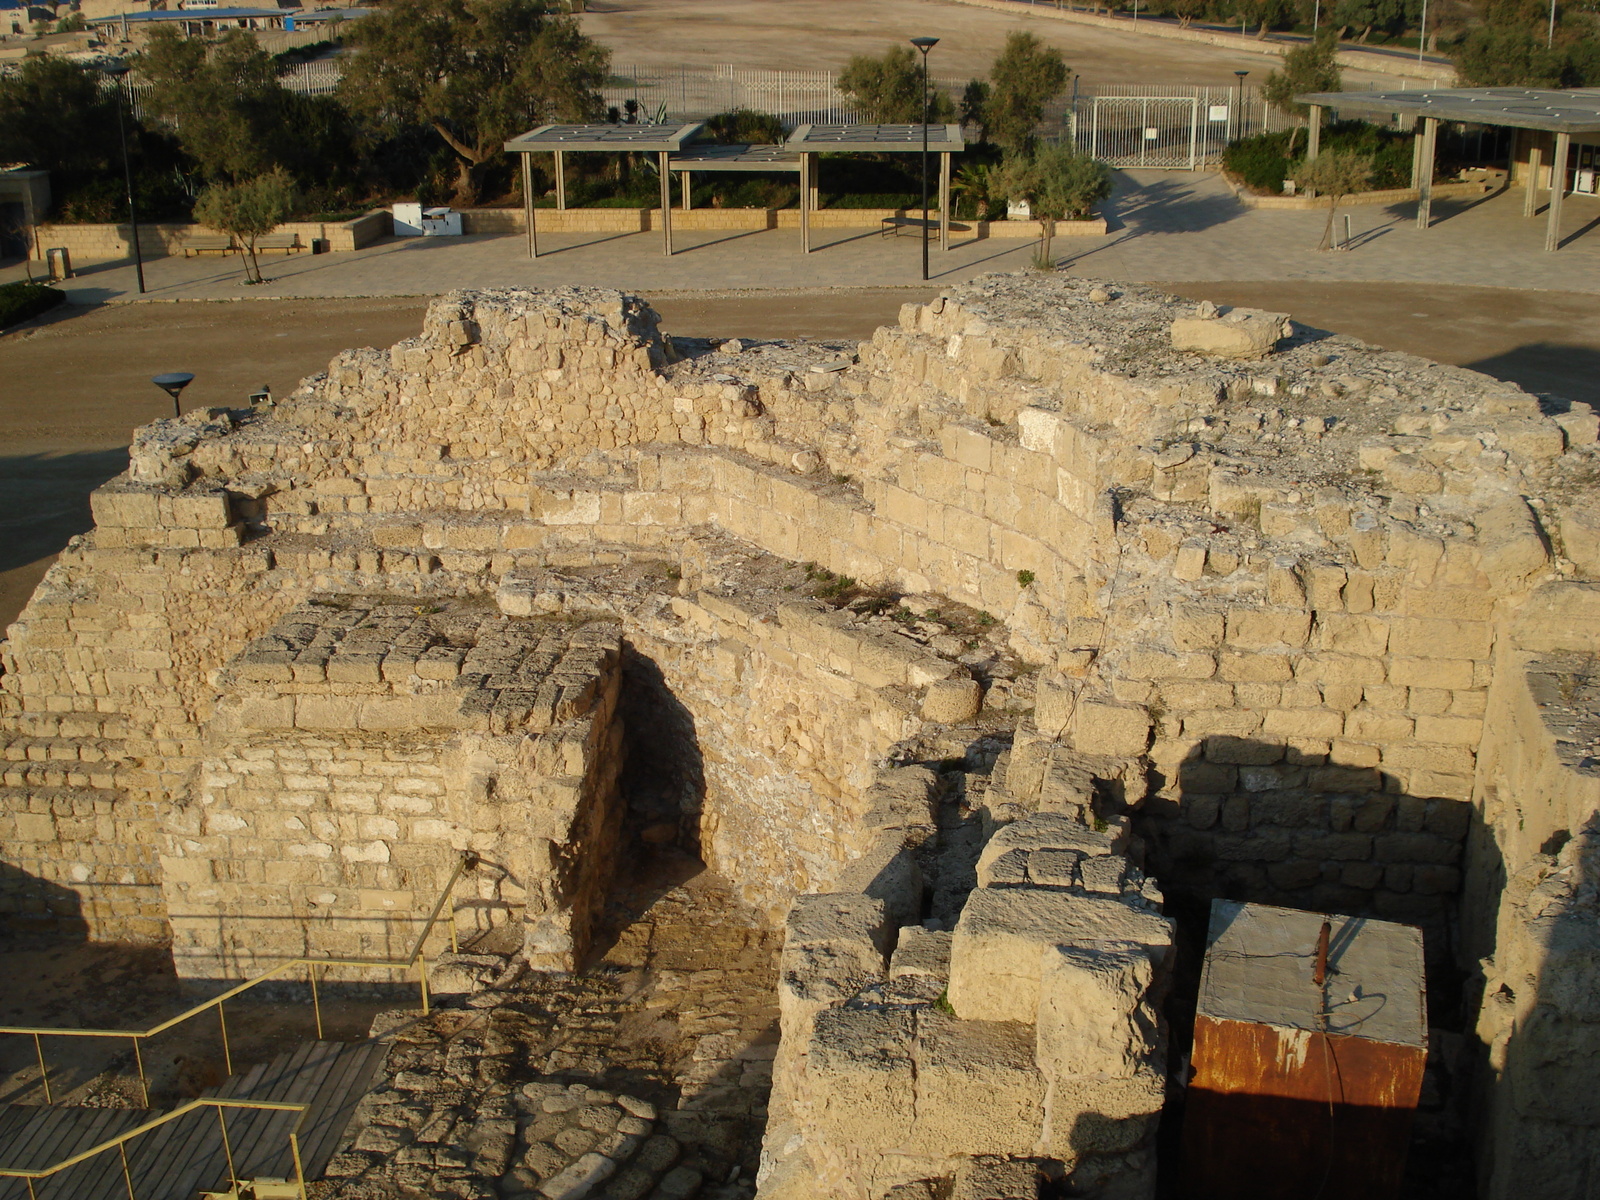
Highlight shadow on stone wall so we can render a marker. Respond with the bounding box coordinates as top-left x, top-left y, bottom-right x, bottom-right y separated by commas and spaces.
617, 646, 707, 860
579, 646, 711, 967
0, 860, 88, 942
1141, 735, 1482, 1200
1471, 812, 1600, 1199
